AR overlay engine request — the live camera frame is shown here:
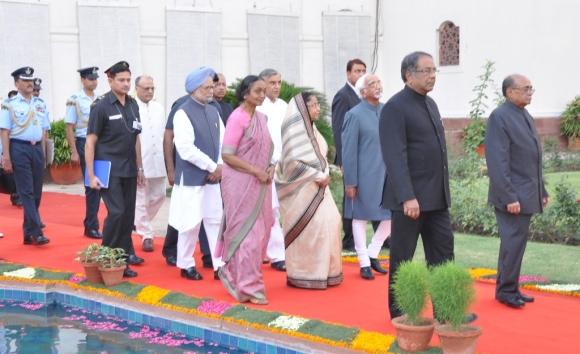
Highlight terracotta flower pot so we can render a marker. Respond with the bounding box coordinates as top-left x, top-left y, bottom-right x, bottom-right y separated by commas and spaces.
391, 316, 435, 352
82, 262, 103, 284
436, 324, 482, 354
475, 144, 485, 156
98, 265, 125, 287
49, 163, 82, 185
